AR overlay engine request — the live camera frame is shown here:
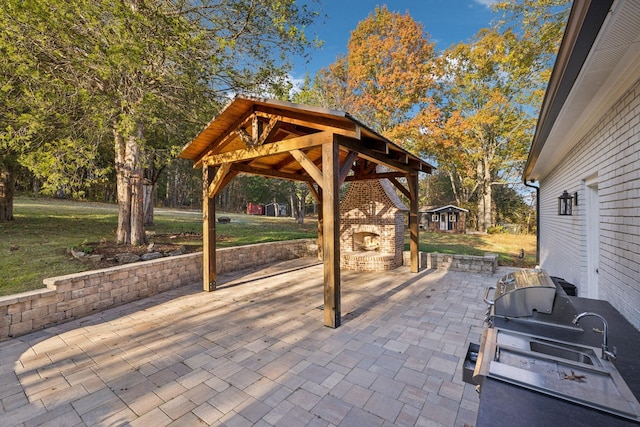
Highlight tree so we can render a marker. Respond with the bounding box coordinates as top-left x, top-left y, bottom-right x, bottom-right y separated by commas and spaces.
422, 29, 537, 231
493, 184, 535, 232
311, 6, 438, 138
407, 0, 570, 232
0, 14, 39, 221
1, 0, 320, 242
